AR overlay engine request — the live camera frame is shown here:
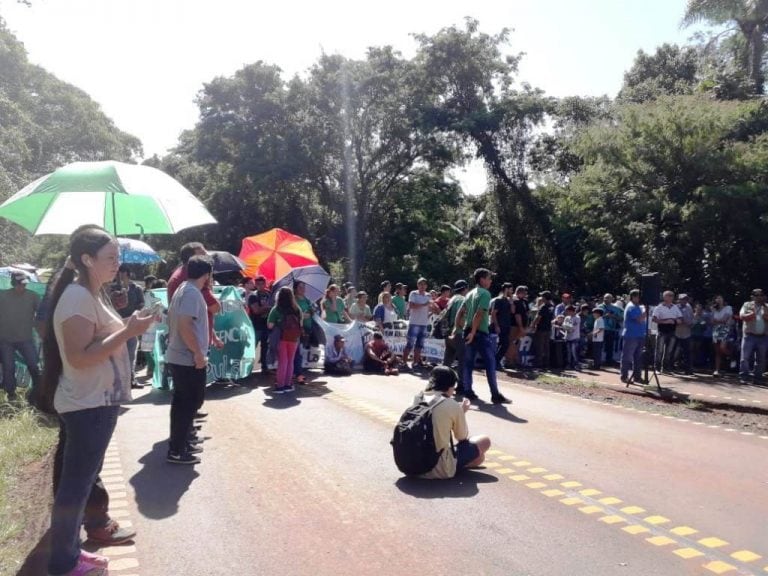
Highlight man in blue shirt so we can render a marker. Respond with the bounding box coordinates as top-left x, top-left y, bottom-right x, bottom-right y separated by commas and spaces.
620, 289, 647, 383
